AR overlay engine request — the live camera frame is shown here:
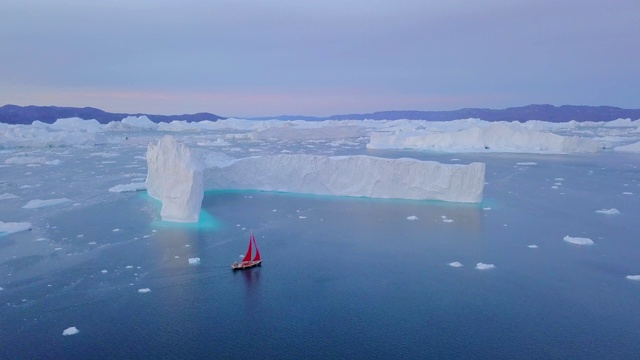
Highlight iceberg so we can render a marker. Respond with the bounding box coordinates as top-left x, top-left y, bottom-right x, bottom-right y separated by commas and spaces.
204, 154, 485, 203
367, 123, 603, 154
146, 136, 203, 222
